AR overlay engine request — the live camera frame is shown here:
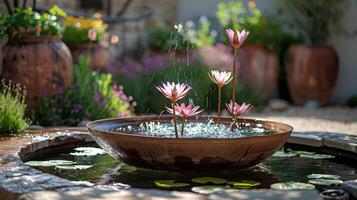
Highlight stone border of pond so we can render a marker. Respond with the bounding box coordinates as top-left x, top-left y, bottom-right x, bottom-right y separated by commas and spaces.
0, 128, 356, 200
